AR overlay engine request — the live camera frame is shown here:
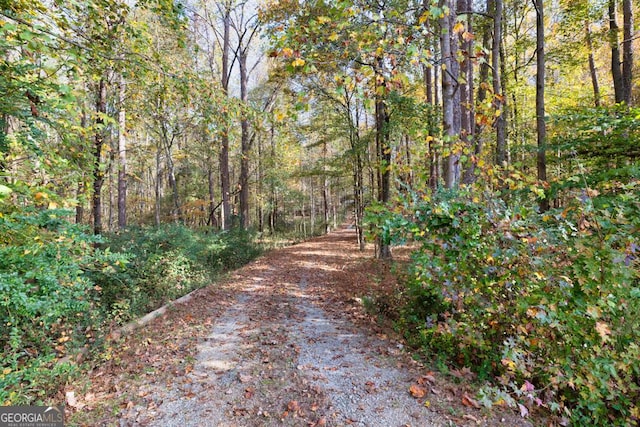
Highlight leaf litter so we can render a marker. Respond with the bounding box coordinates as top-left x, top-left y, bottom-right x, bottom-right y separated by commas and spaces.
68, 227, 532, 426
